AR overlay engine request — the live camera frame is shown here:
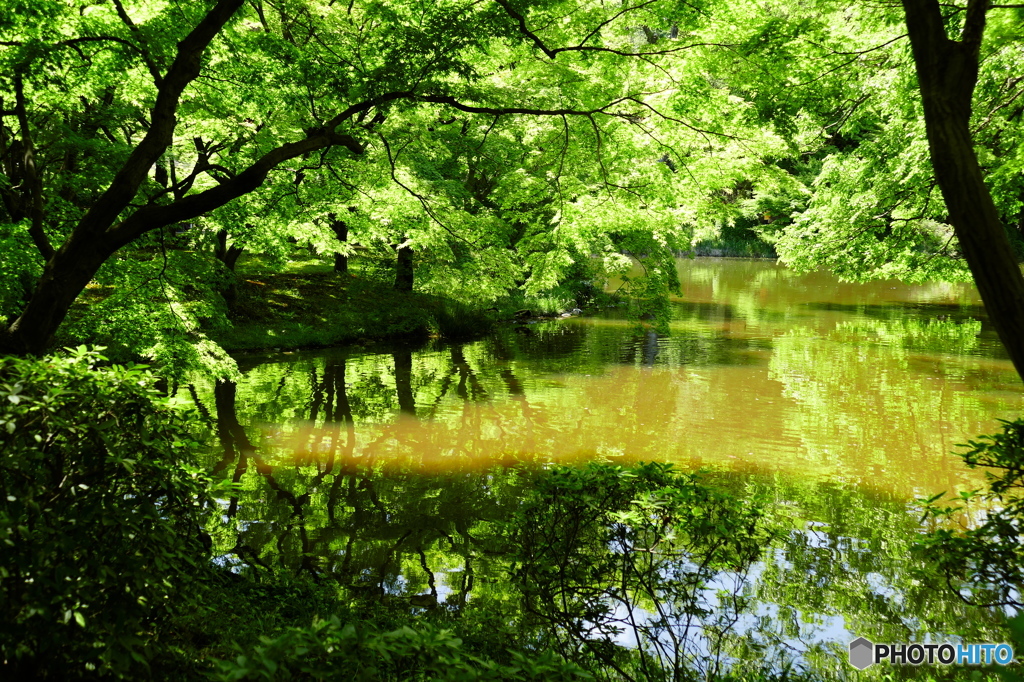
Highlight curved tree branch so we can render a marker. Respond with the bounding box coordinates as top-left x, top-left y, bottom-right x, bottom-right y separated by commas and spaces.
13, 74, 53, 260
492, 0, 557, 58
